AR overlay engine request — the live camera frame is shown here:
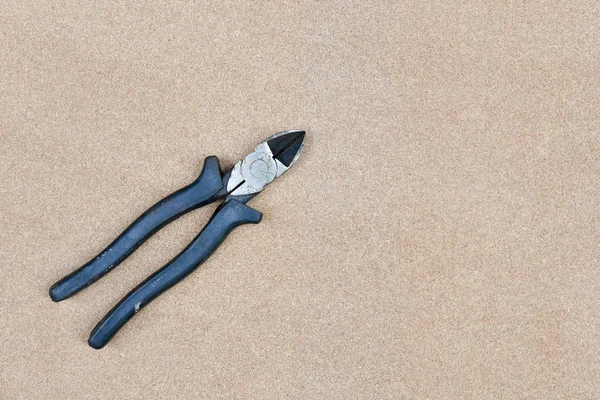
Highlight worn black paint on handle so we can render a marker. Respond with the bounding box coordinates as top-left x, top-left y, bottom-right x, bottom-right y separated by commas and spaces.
88, 200, 262, 349
49, 156, 224, 302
